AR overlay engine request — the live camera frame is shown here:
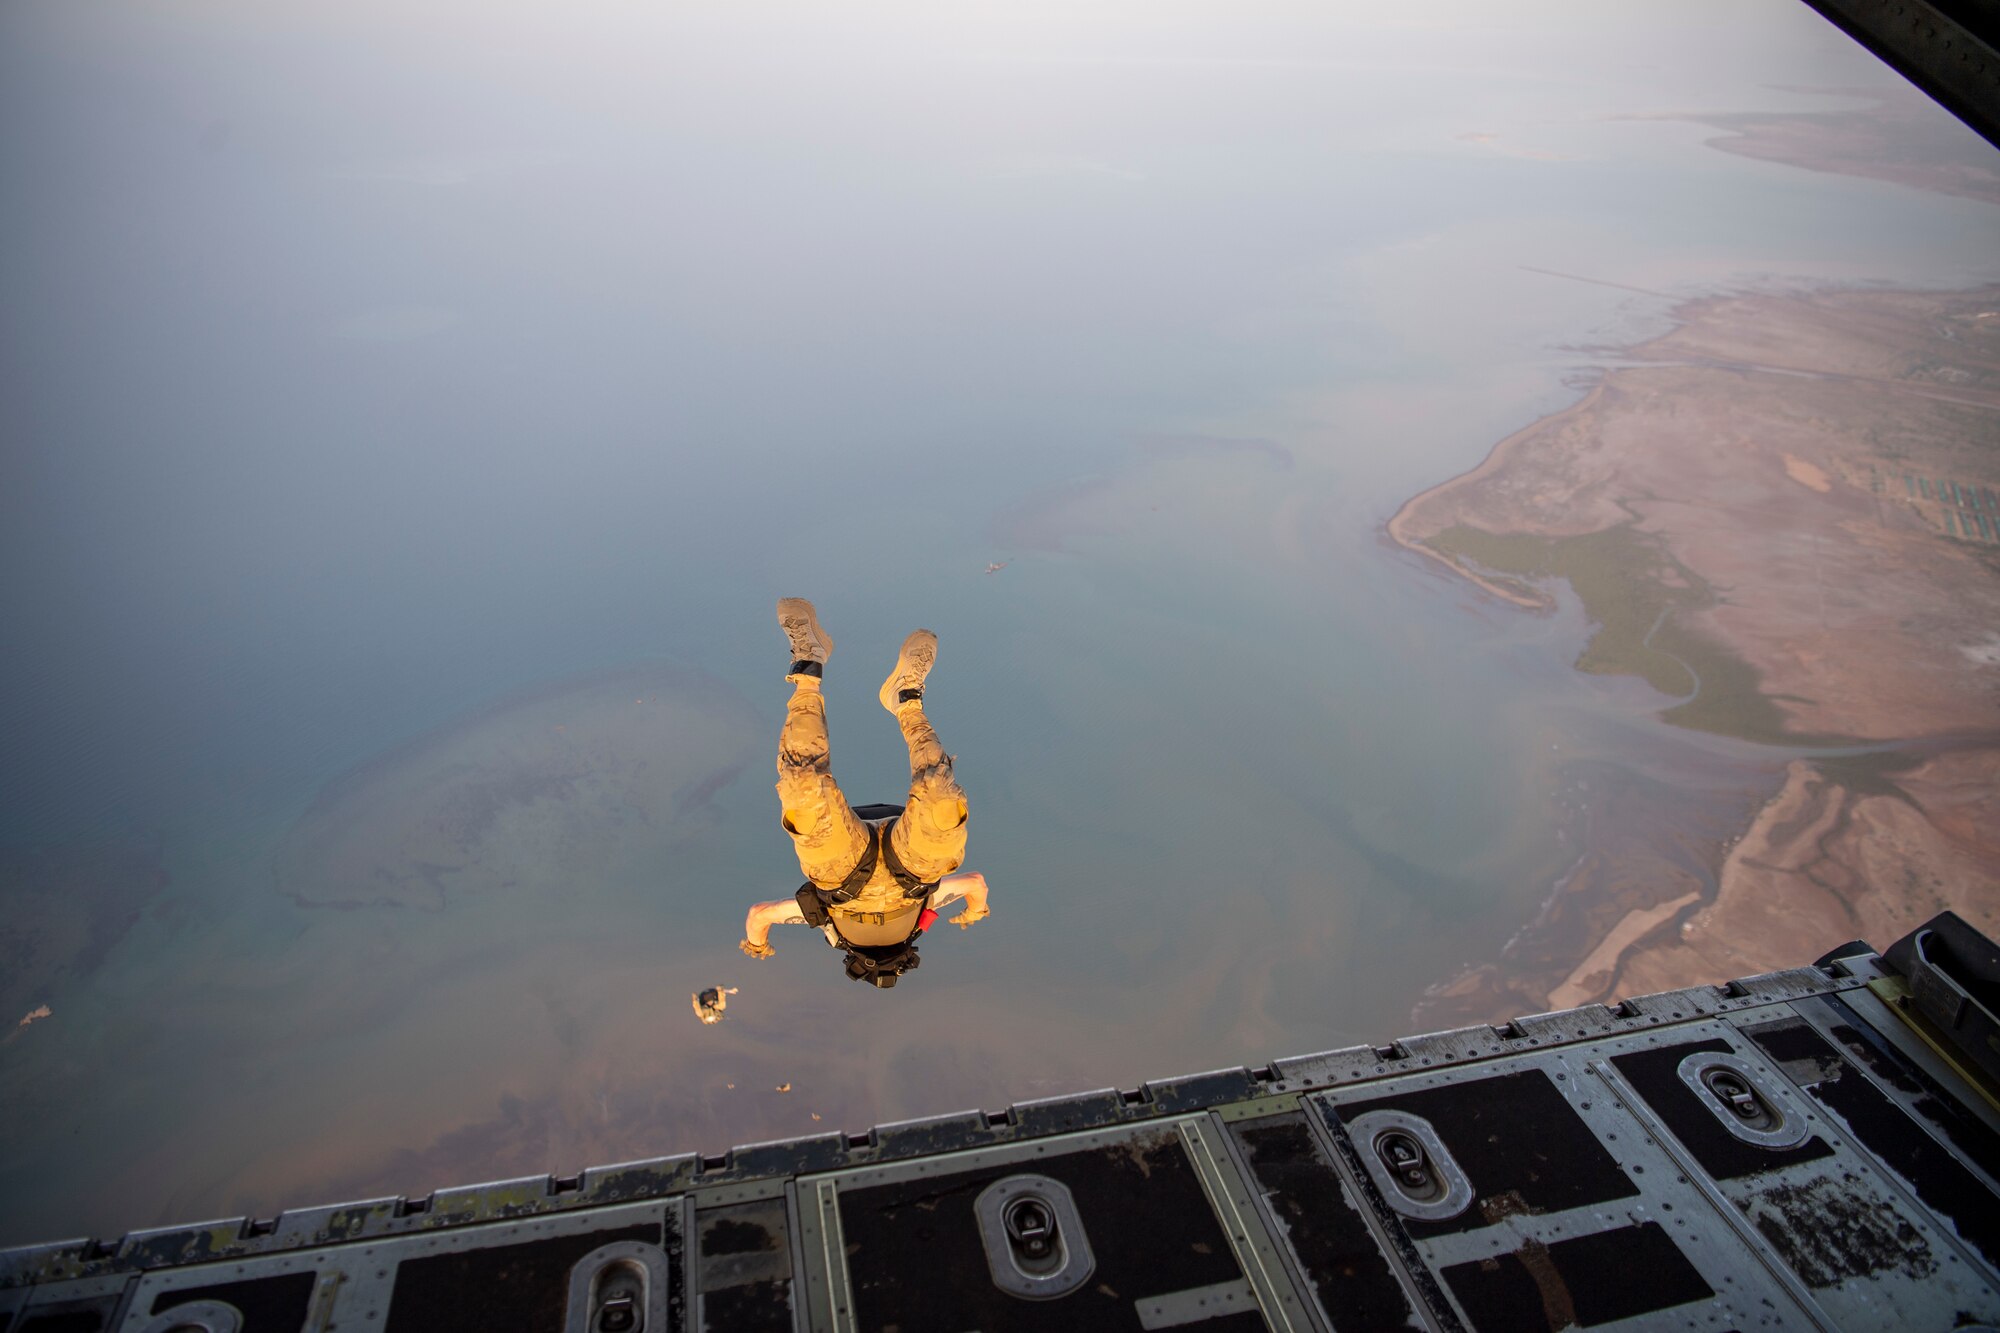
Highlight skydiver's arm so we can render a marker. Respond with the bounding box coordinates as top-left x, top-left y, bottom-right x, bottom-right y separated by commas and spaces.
742, 898, 807, 958
930, 871, 990, 928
